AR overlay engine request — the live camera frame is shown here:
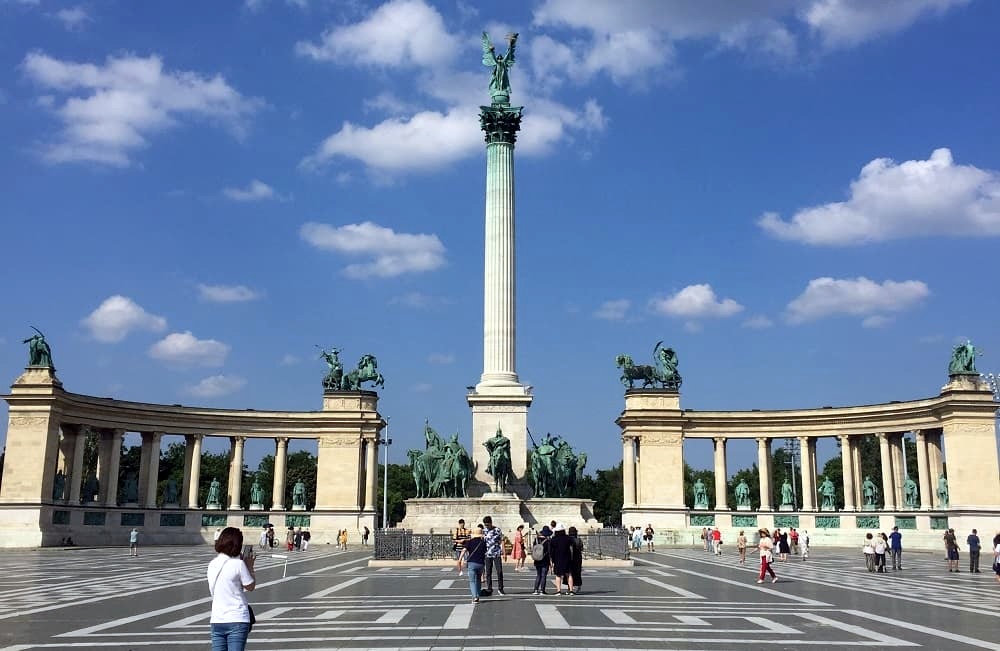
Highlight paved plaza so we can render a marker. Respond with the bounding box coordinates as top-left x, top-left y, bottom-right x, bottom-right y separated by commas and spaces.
0, 544, 998, 650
